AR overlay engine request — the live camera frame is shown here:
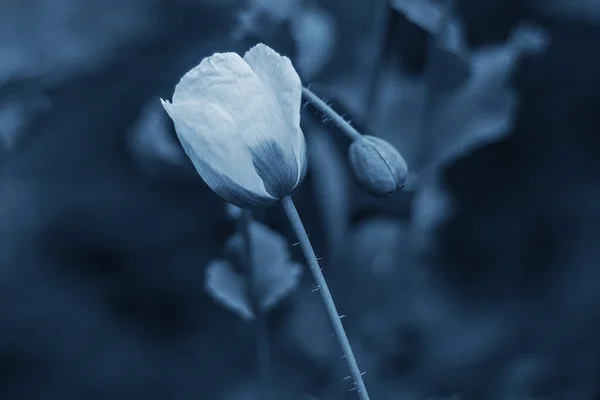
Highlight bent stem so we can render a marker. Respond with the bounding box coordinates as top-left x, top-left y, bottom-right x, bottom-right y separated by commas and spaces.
239, 209, 272, 400
279, 196, 370, 400
301, 87, 362, 142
